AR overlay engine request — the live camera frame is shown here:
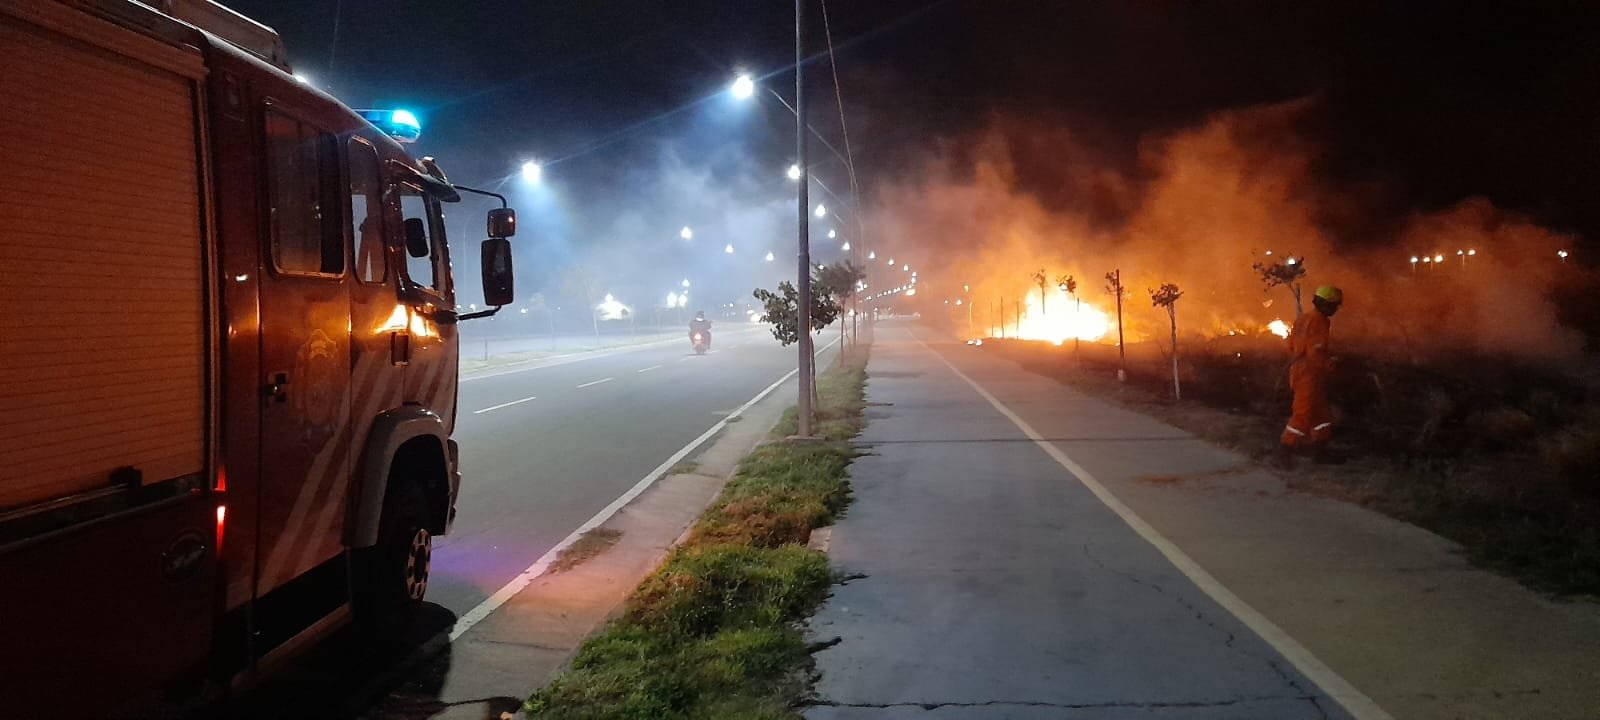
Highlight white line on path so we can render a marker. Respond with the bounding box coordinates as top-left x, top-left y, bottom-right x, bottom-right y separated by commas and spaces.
914, 334, 1393, 720
576, 378, 613, 388
449, 335, 842, 642
637, 365, 662, 373
472, 396, 537, 414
